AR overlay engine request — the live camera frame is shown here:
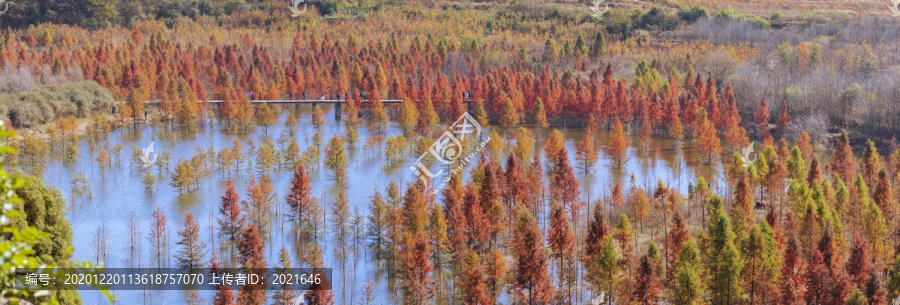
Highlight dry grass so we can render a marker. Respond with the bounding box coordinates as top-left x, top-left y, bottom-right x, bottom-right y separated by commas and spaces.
441, 0, 891, 18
